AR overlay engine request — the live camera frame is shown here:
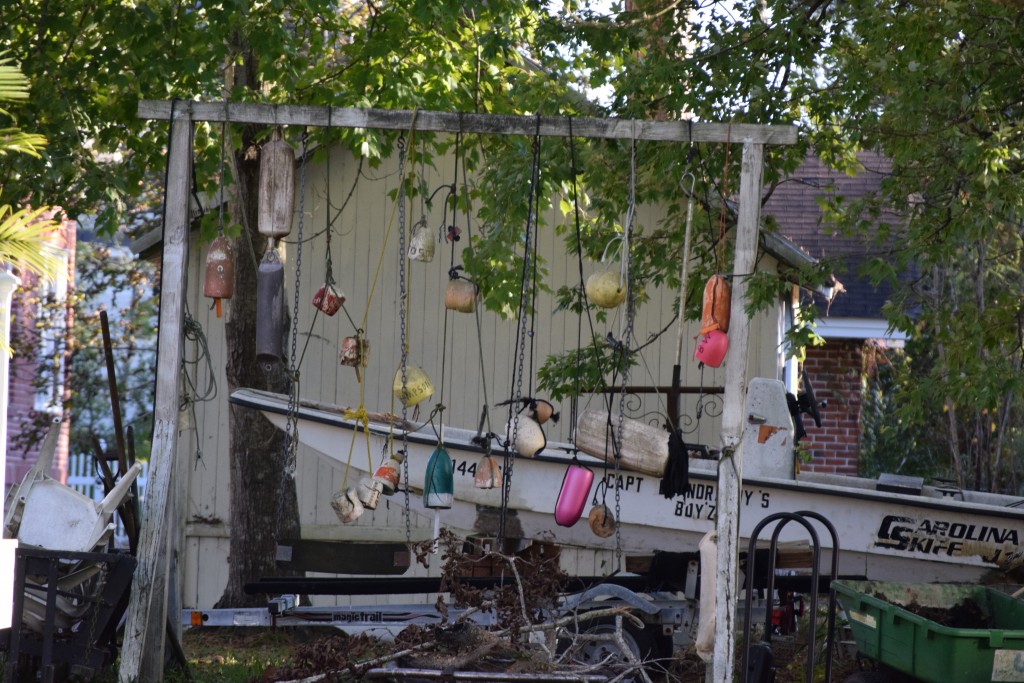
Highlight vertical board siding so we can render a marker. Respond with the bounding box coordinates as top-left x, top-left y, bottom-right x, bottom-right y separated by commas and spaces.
179, 140, 785, 607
